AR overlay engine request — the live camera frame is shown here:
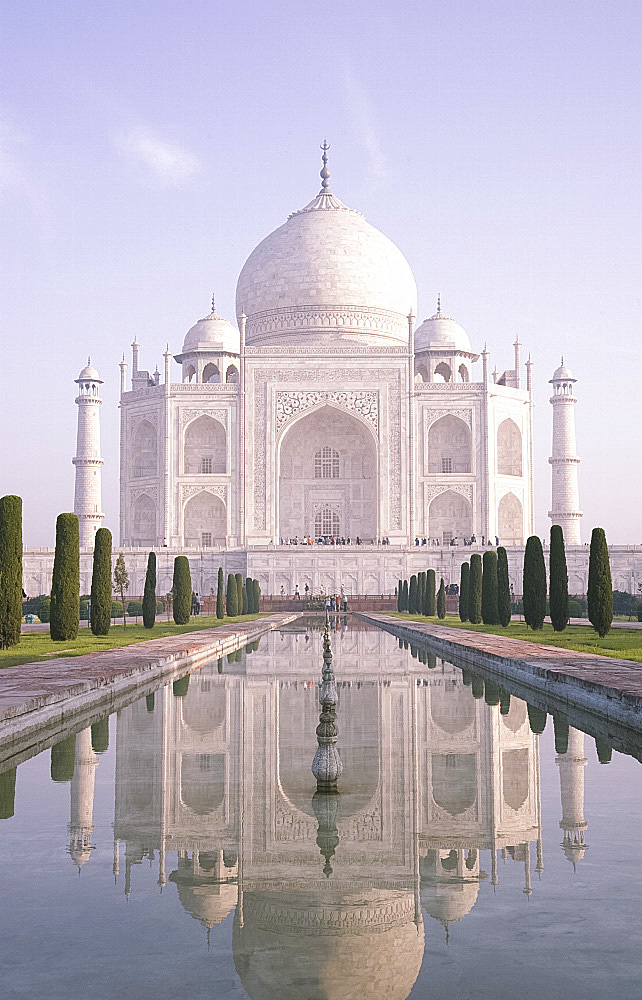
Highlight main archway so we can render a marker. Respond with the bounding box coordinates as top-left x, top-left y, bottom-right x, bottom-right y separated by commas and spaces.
278, 405, 377, 541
